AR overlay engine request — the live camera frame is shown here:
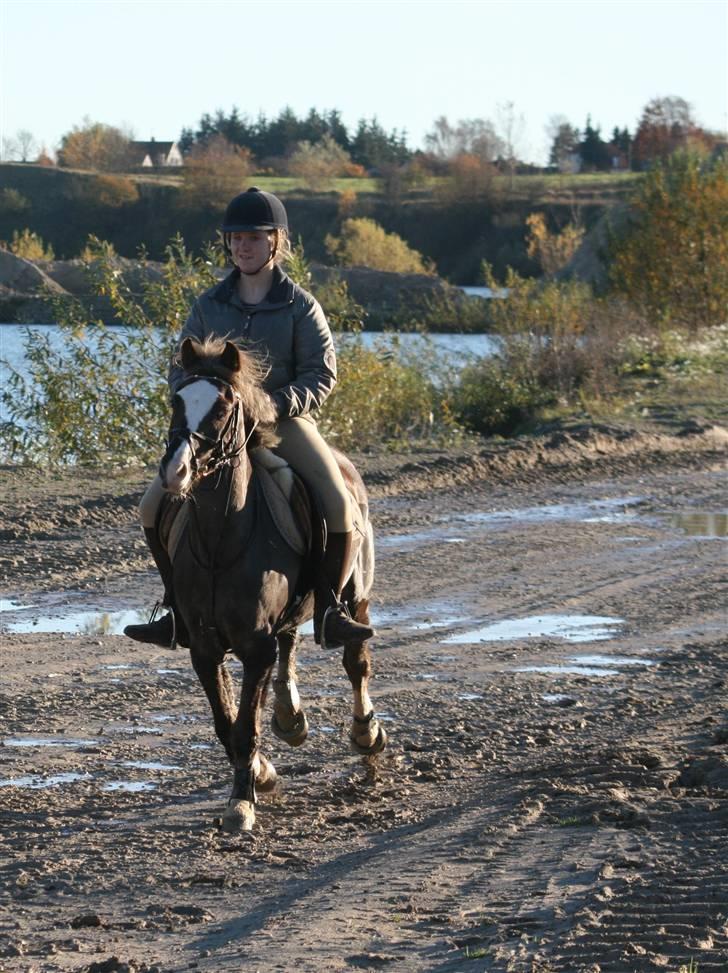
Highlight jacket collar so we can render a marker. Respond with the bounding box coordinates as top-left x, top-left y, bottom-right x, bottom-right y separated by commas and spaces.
211, 264, 295, 309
